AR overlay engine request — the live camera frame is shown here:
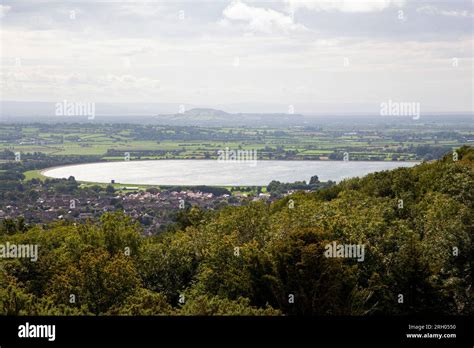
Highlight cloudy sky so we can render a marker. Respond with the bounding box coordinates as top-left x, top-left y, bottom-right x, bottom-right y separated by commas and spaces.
0, 0, 472, 113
